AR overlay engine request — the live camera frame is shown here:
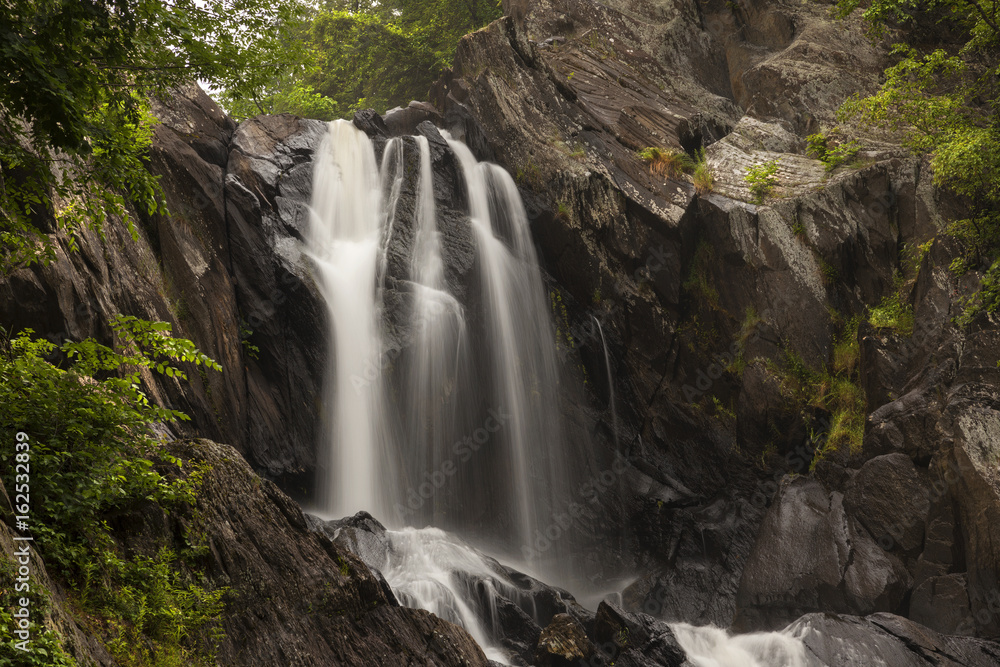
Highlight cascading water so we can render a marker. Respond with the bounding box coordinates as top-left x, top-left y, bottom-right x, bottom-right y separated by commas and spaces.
379, 527, 520, 664
670, 623, 811, 667
307, 120, 586, 658
399, 135, 468, 528
309, 120, 386, 519
444, 133, 570, 562
594, 316, 620, 449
